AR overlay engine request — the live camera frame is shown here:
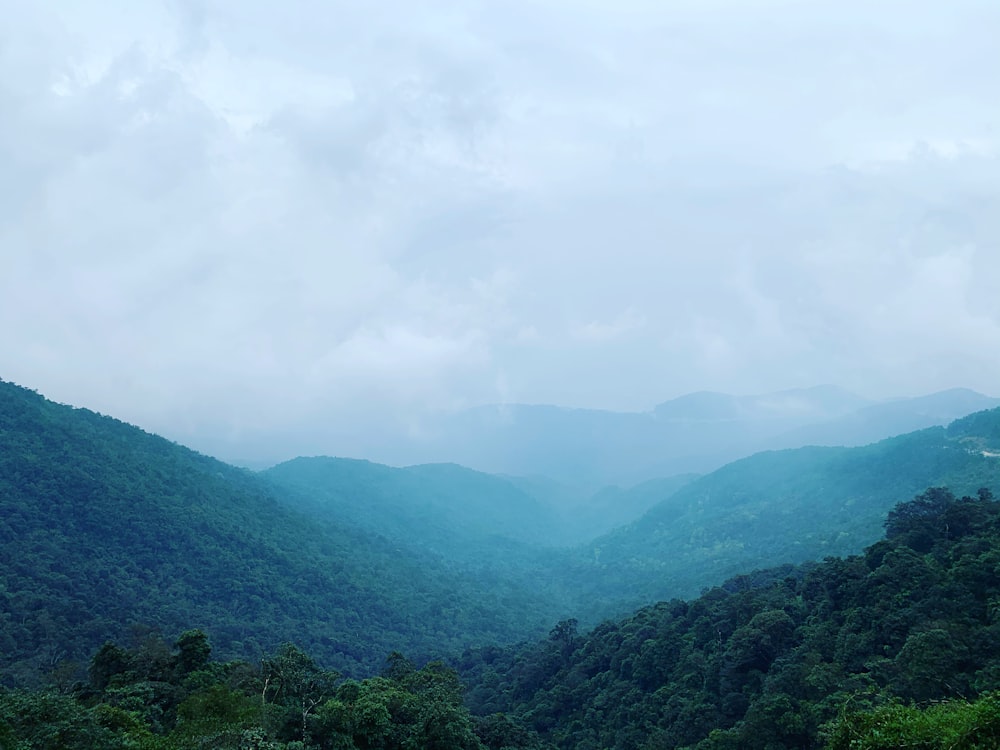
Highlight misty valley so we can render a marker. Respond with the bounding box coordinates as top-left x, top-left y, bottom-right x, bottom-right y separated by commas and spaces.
2, 379, 1000, 748
6, 0, 999, 745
